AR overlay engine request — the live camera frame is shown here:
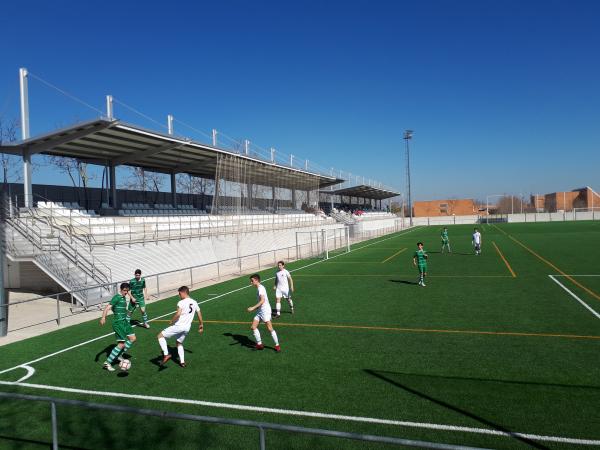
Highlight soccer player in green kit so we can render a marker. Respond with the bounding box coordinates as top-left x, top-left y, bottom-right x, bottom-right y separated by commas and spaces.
100, 283, 137, 371
127, 269, 150, 328
413, 242, 428, 287
441, 227, 451, 254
